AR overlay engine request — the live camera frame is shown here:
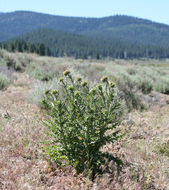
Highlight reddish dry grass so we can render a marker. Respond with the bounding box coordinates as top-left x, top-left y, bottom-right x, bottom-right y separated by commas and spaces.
0, 73, 169, 190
